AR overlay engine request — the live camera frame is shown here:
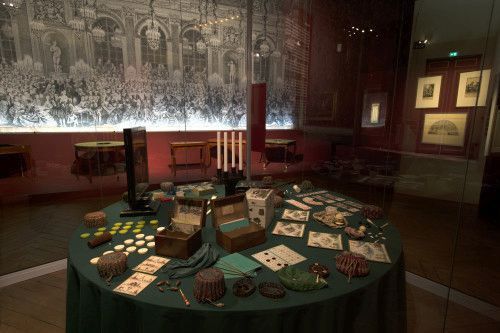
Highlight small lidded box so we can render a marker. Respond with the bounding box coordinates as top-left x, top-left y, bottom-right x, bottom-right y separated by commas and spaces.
212, 193, 266, 253
245, 188, 275, 228
155, 198, 207, 259
192, 184, 216, 197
